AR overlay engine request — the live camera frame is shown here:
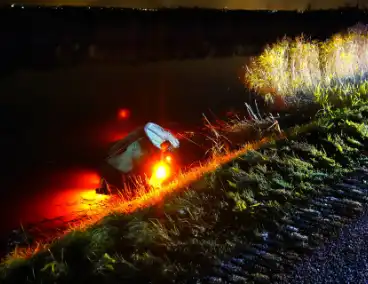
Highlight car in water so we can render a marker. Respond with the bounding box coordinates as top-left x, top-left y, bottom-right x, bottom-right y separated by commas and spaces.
95, 122, 182, 195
